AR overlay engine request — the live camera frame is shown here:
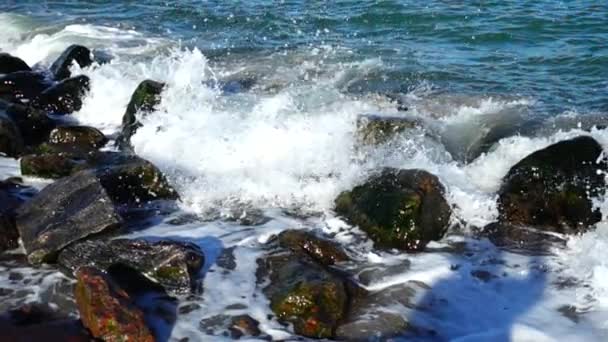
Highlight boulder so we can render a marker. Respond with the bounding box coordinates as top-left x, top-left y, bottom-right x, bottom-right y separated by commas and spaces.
33, 75, 90, 114
497, 136, 608, 233
20, 152, 89, 179
261, 253, 348, 339
74, 266, 154, 342
356, 114, 421, 145
0, 71, 50, 104
58, 239, 204, 294
277, 230, 349, 266
15, 170, 123, 264
50, 45, 93, 80
2, 101, 56, 147
0, 53, 31, 74
0, 214, 19, 252
116, 80, 165, 149
48, 125, 107, 150
0, 113, 24, 157
0, 178, 33, 253
335, 168, 452, 251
